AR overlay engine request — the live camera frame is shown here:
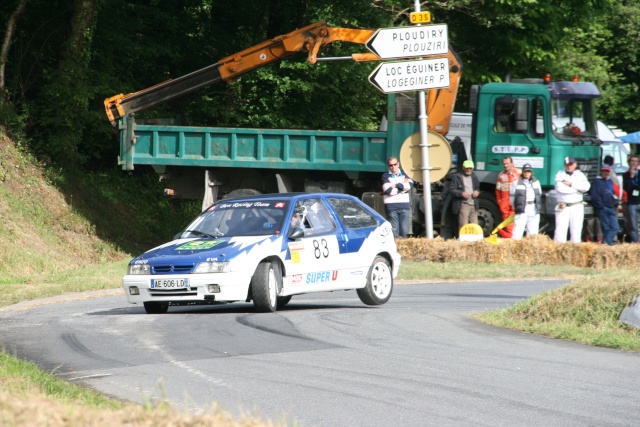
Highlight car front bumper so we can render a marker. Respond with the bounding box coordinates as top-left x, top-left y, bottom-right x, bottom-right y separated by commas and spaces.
122, 271, 253, 305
